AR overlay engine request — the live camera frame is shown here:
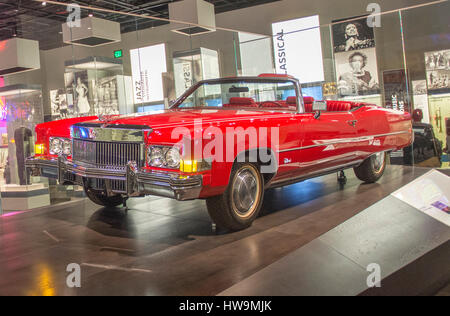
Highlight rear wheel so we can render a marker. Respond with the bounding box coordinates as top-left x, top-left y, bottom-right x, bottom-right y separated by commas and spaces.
354, 152, 387, 183
84, 187, 124, 207
206, 163, 264, 231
